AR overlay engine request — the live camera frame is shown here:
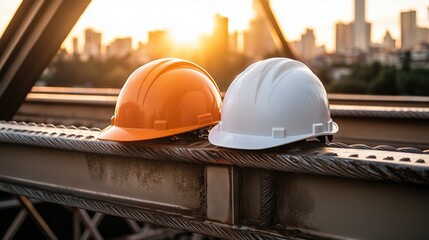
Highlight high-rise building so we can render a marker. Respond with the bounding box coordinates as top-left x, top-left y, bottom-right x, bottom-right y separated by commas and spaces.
83, 28, 102, 59
354, 0, 366, 51
106, 37, 132, 58
336, 22, 354, 54
417, 27, 429, 45
354, 0, 369, 52
72, 37, 79, 56
147, 30, 172, 59
301, 28, 316, 60
202, 14, 230, 91
229, 31, 239, 53
335, 0, 371, 54
291, 28, 325, 60
243, 0, 276, 61
401, 10, 417, 50
382, 30, 396, 50
212, 14, 229, 57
